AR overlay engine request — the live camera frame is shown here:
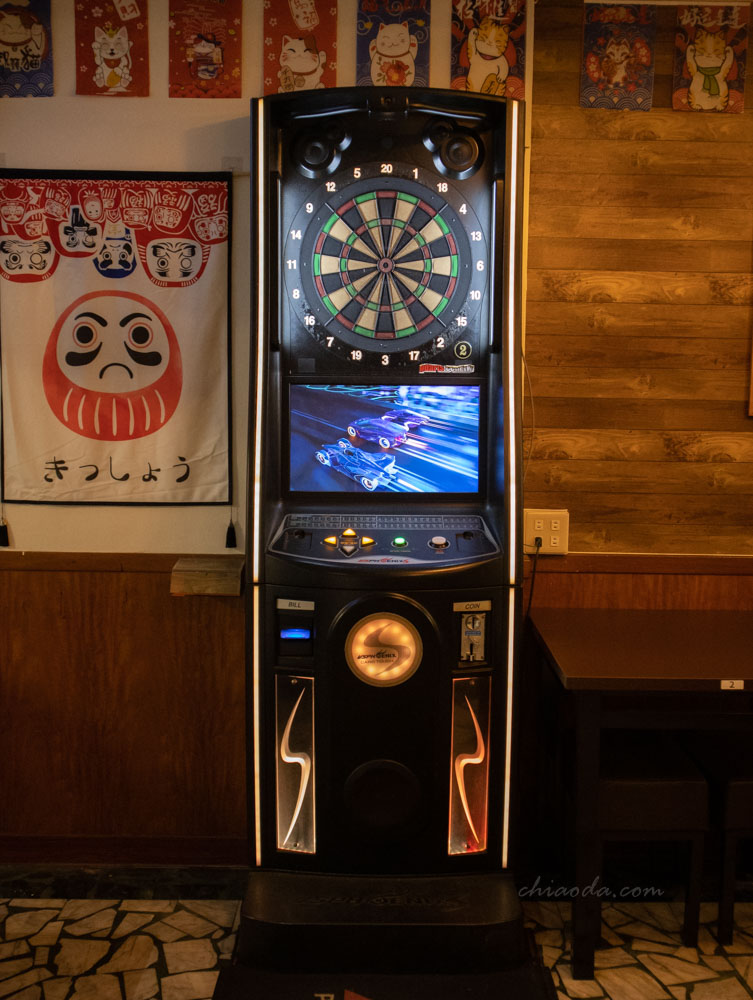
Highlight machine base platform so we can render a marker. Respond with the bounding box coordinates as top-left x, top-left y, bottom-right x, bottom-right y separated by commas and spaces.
213, 960, 558, 1000
232, 870, 526, 974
